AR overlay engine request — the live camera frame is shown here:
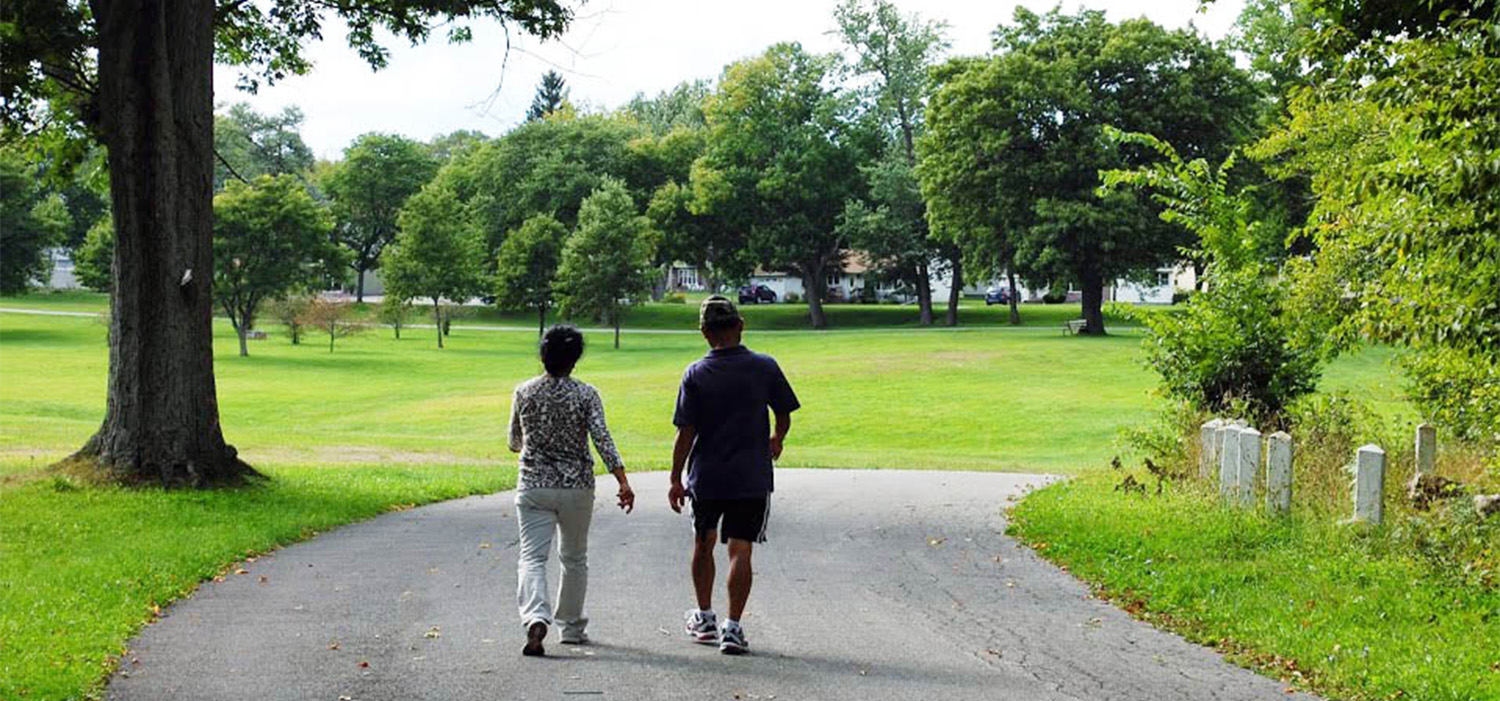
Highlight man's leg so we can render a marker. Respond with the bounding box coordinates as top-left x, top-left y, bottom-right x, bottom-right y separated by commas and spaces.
554, 488, 595, 643
726, 538, 753, 622
691, 529, 717, 611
